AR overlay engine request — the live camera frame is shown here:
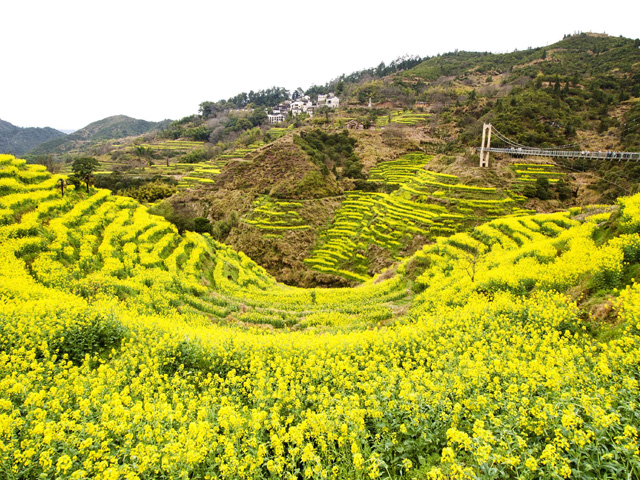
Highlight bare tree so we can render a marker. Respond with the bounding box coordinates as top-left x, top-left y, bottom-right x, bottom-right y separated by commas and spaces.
461, 245, 485, 282
35, 154, 61, 174
58, 178, 66, 197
